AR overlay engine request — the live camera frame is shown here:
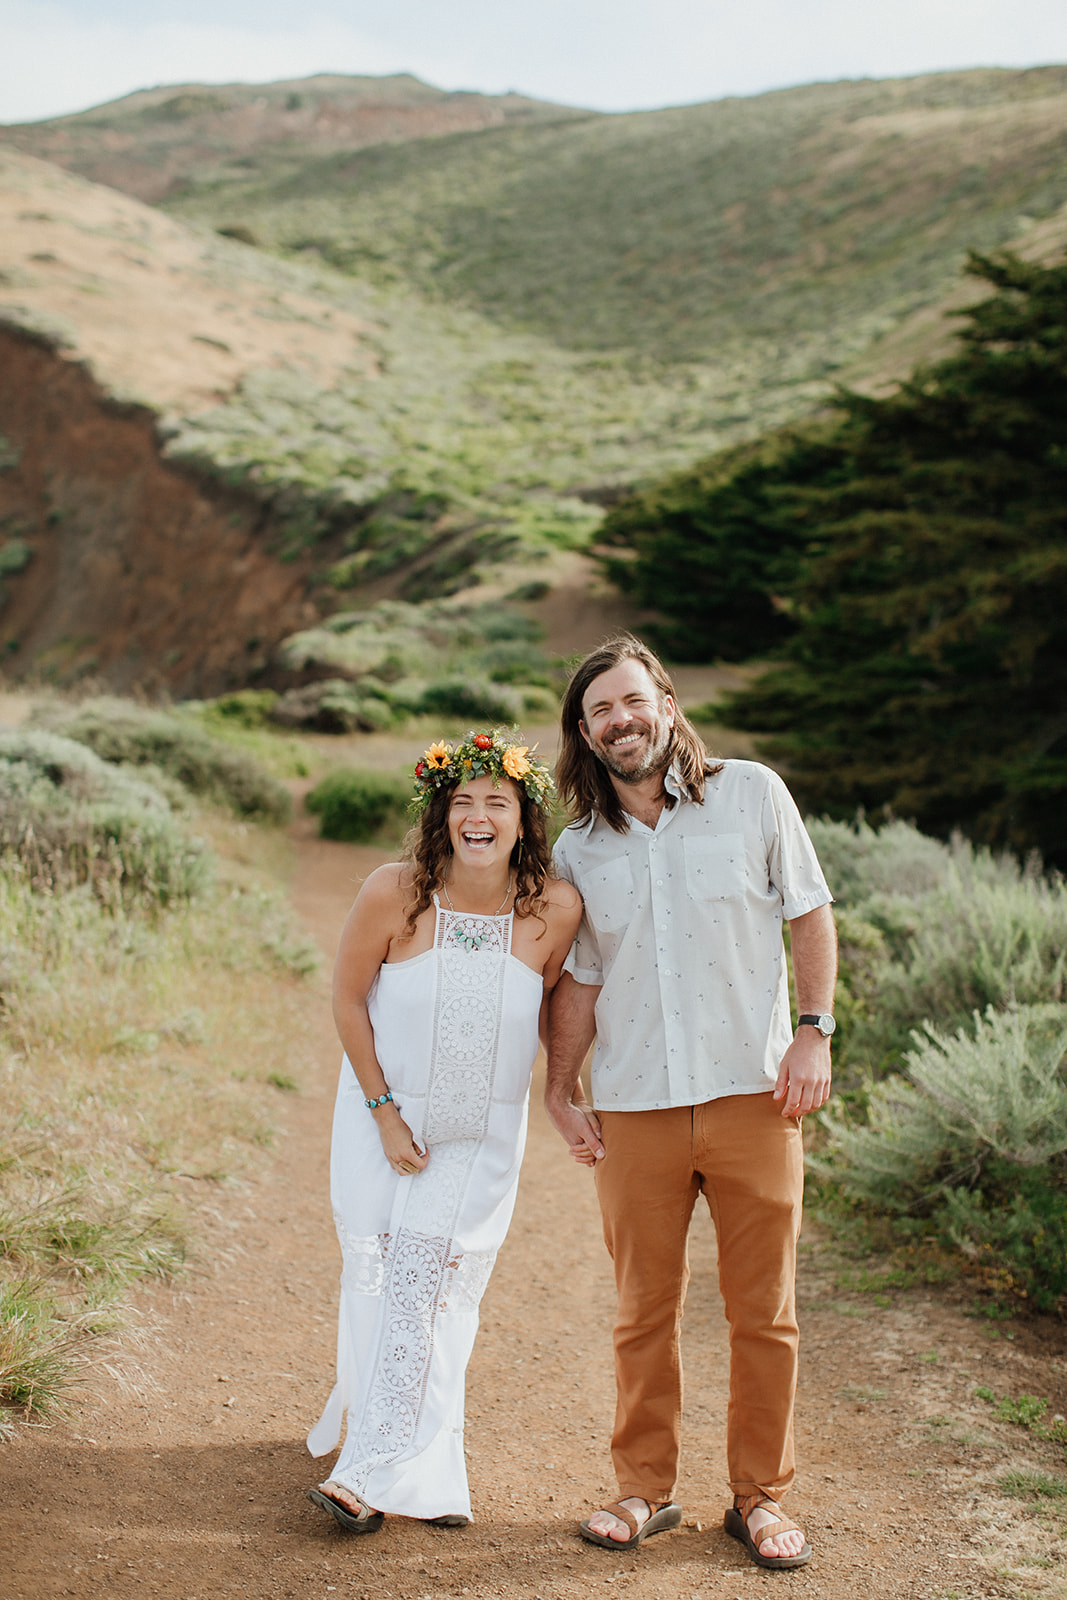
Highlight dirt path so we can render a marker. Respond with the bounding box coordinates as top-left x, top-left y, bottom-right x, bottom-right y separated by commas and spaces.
1, 810, 1065, 1600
